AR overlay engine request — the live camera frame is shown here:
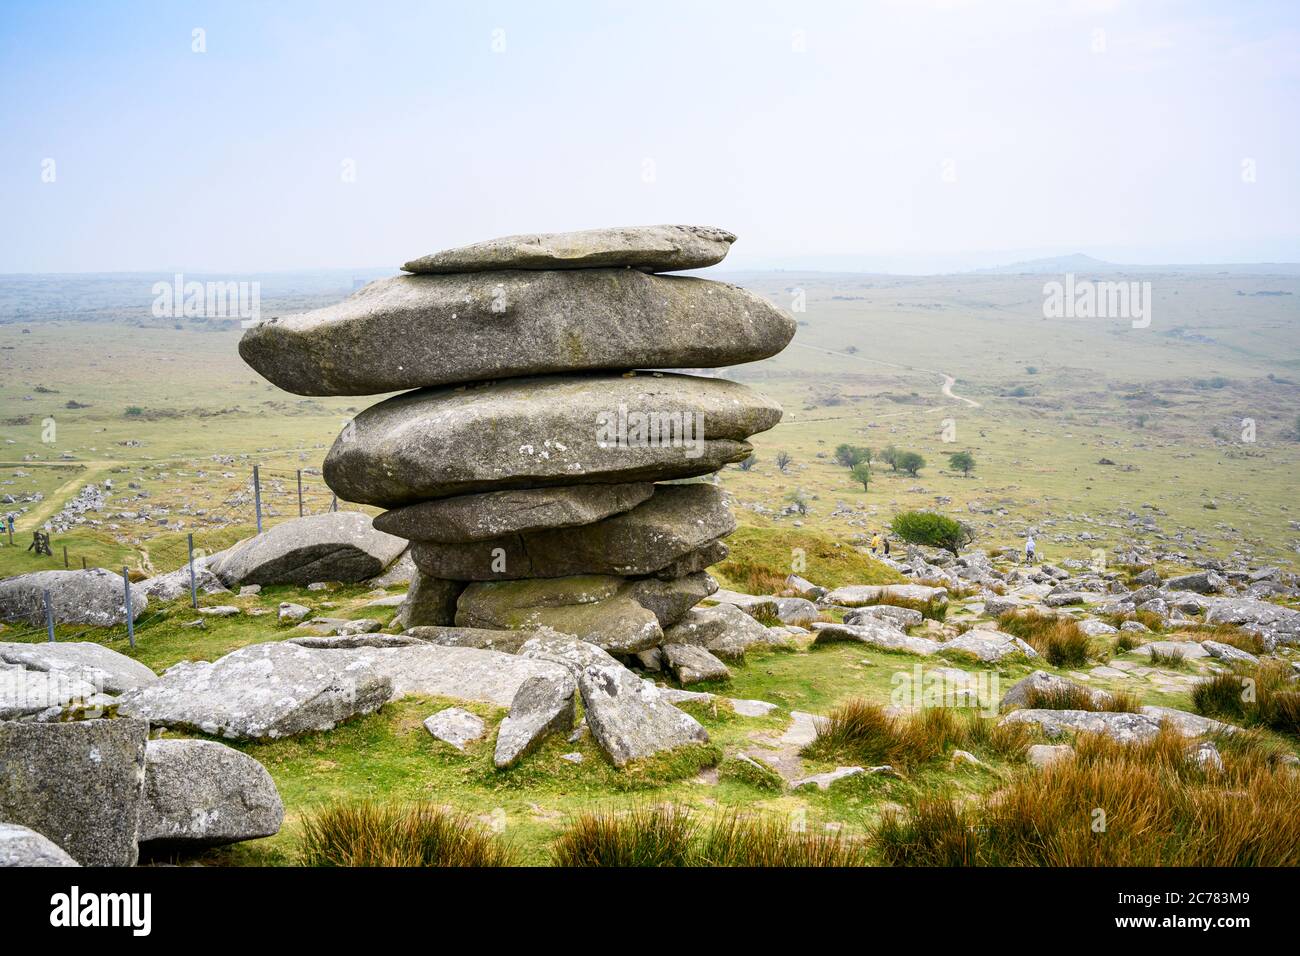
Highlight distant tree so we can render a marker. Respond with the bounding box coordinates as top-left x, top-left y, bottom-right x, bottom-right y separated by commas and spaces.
881, 446, 900, 471
785, 490, 809, 515
1025, 365, 1039, 375
738, 454, 757, 471
775, 451, 793, 473
890, 511, 974, 556
896, 451, 925, 476
124, 406, 143, 417
834, 443, 870, 468
850, 461, 871, 491
948, 451, 975, 476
